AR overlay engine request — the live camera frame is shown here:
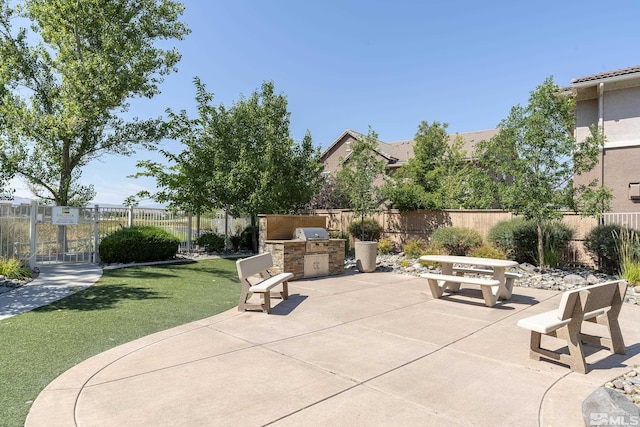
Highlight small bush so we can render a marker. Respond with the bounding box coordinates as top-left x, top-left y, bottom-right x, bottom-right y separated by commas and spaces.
403, 238, 430, 258
488, 219, 573, 265
585, 224, 624, 274
0, 257, 31, 279
99, 226, 180, 264
469, 245, 507, 260
488, 218, 536, 262
399, 259, 411, 267
348, 218, 383, 241
377, 238, 394, 254
417, 244, 445, 267
431, 226, 482, 256
240, 225, 259, 251
195, 232, 226, 252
